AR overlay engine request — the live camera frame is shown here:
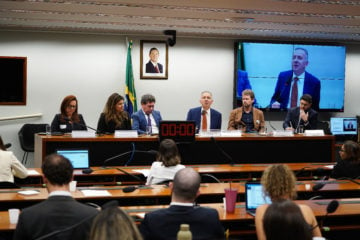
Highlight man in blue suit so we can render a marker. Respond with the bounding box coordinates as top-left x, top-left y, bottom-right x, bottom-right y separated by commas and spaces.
186, 91, 222, 132
270, 48, 321, 110
132, 94, 162, 135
